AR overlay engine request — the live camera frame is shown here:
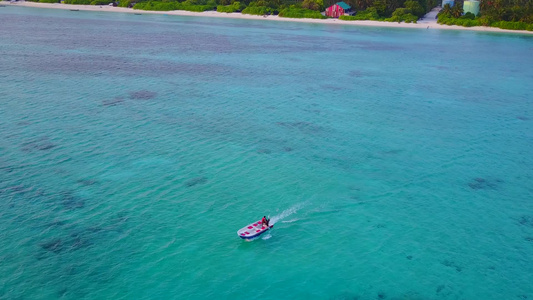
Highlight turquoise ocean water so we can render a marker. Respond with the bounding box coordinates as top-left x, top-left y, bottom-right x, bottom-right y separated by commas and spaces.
1, 6, 532, 299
